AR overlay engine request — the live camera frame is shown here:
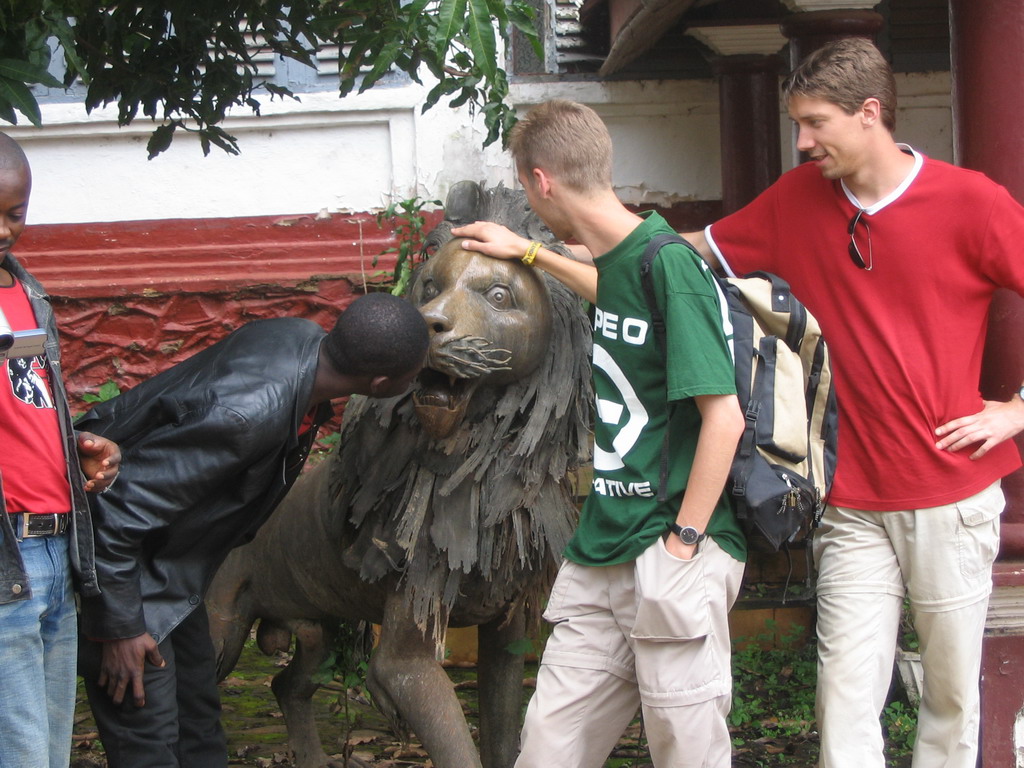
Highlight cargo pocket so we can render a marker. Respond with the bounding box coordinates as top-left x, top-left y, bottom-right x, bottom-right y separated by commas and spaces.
955, 483, 1004, 580
631, 536, 712, 642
